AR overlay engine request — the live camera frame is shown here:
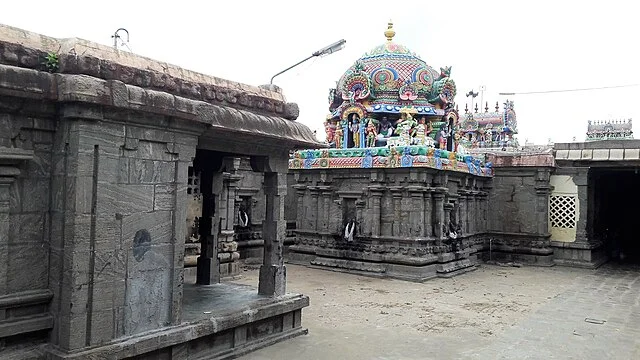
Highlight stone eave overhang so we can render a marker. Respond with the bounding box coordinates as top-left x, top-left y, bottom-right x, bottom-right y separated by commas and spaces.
0, 63, 322, 150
